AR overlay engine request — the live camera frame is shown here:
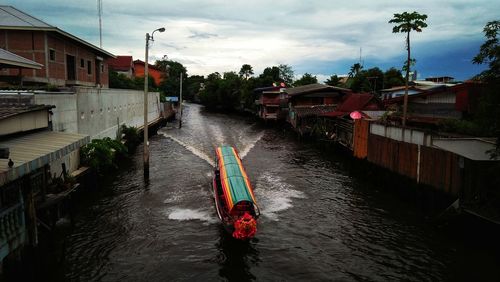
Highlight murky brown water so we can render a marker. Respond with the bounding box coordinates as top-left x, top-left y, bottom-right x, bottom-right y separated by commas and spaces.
34, 103, 500, 281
